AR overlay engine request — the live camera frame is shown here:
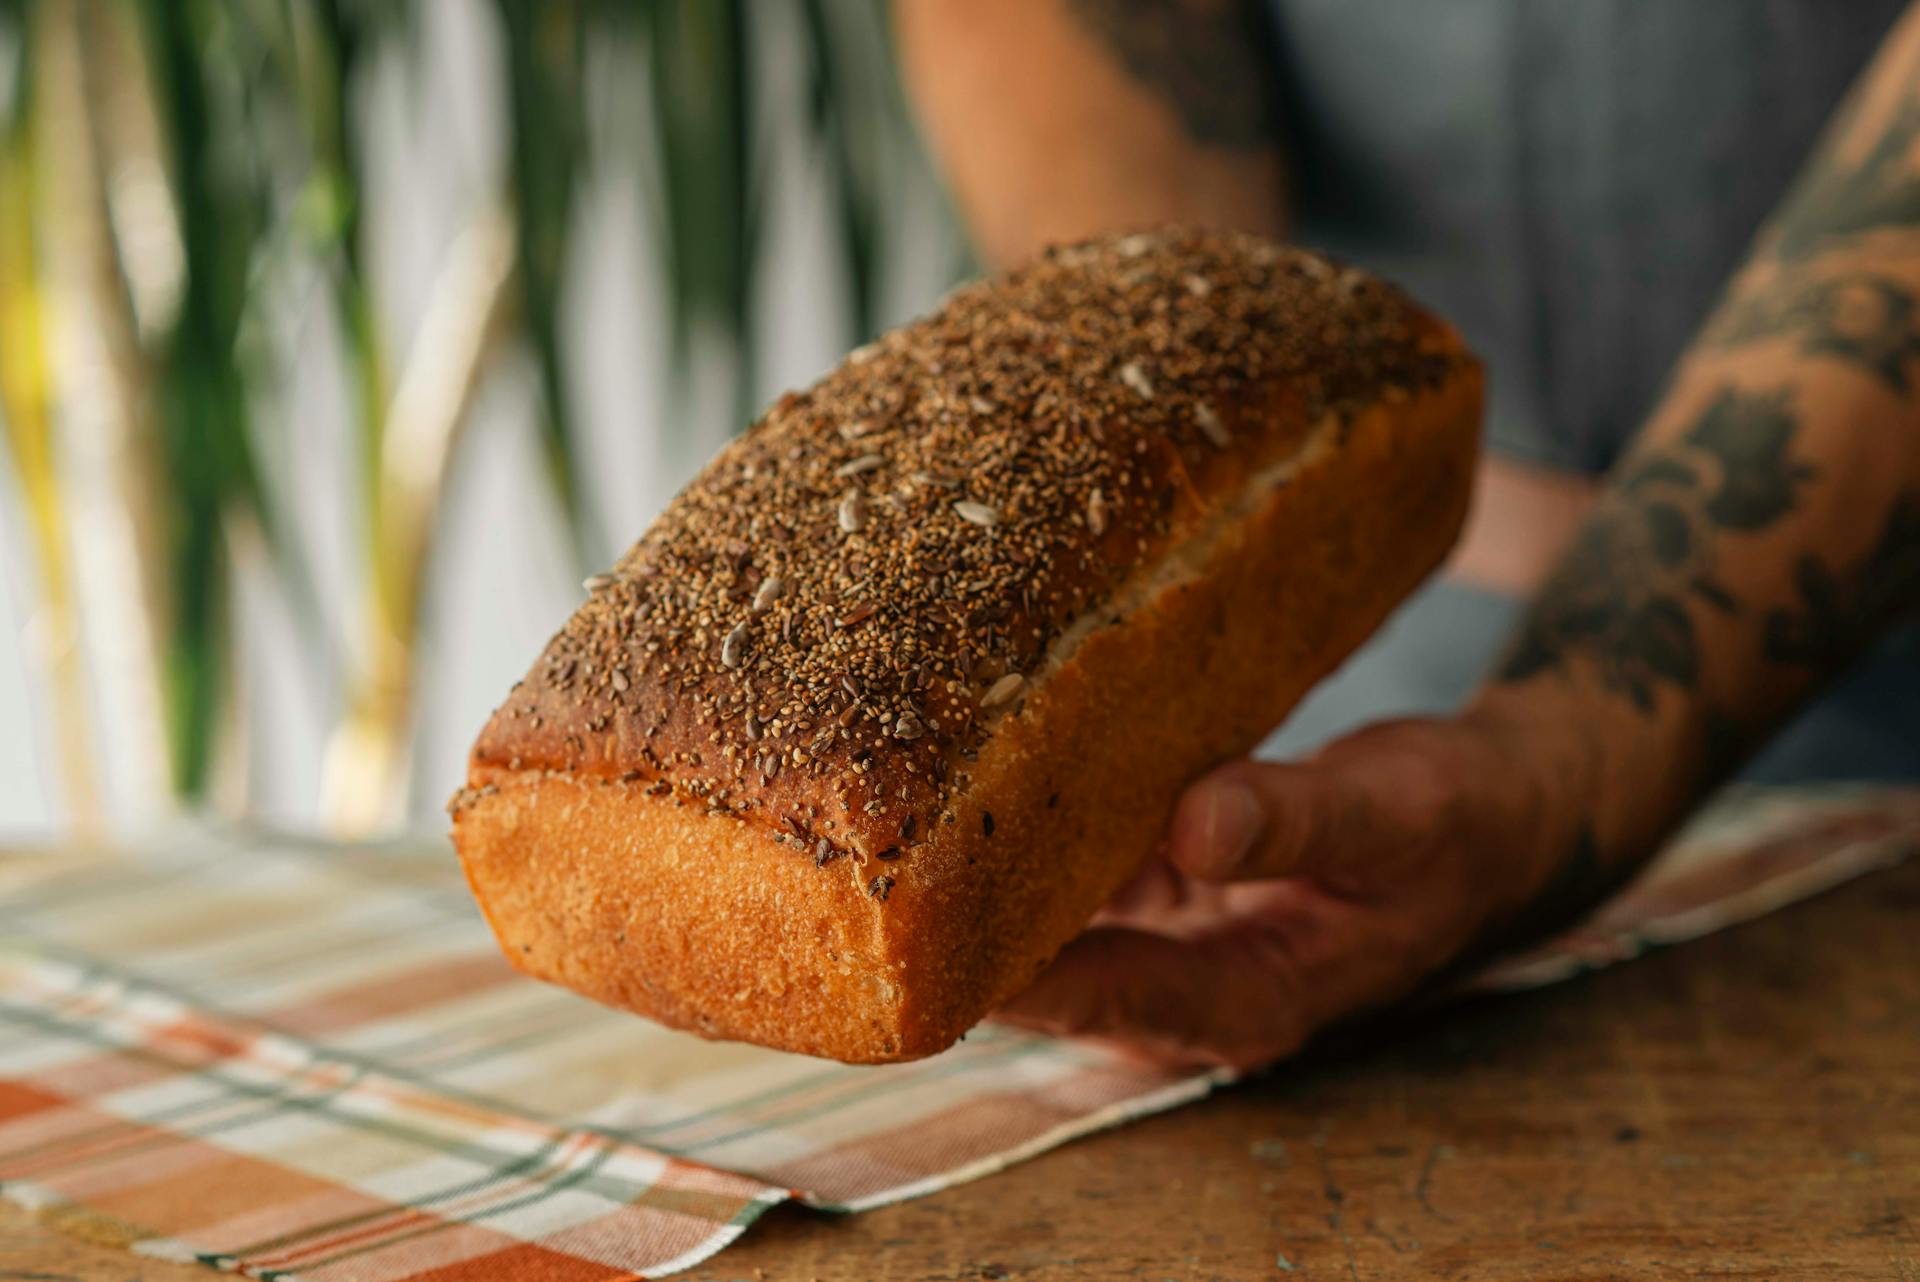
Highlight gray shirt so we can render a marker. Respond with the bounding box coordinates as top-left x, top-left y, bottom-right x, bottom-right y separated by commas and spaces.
1256, 2, 1919, 781
1269, 0, 1908, 472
